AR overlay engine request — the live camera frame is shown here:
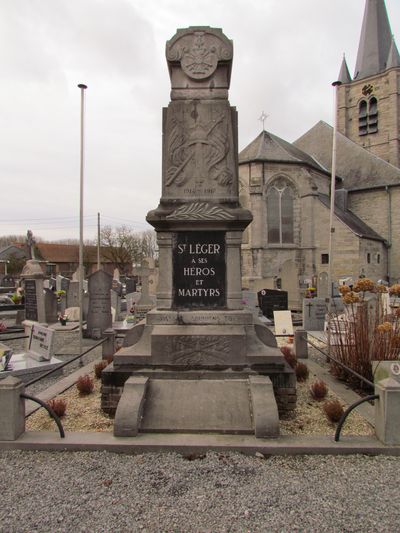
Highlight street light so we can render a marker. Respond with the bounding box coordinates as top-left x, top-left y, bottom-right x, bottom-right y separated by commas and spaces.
78, 83, 87, 361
